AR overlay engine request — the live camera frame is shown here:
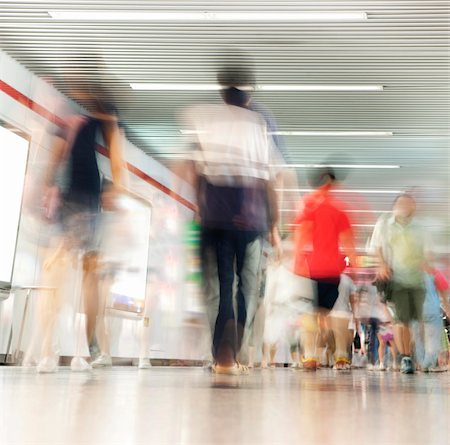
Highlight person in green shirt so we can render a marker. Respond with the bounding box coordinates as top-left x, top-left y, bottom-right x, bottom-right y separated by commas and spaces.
371, 194, 427, 374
